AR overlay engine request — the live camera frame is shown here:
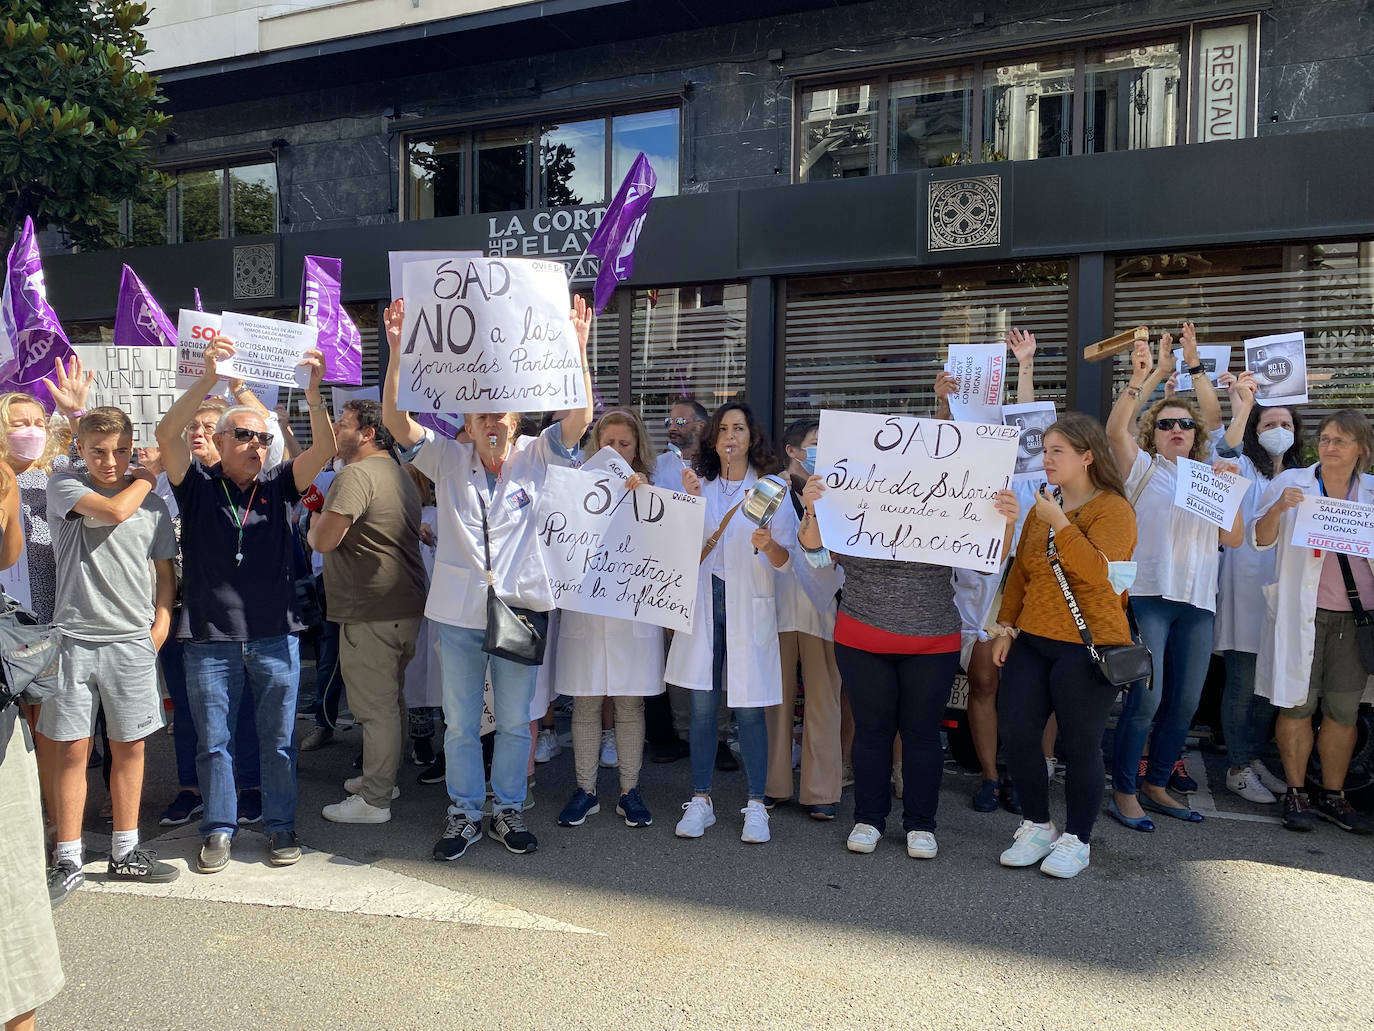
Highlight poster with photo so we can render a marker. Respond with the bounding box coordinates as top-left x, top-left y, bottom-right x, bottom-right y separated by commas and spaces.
1243, 332, 1308, 406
